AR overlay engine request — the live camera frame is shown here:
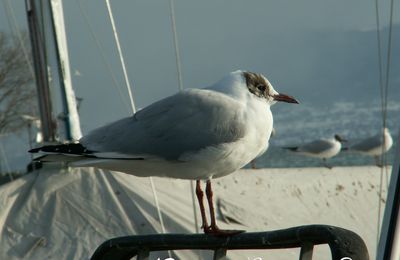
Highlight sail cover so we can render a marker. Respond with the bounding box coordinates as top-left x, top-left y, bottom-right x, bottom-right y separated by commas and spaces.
0, 168, 204, 259
0, 166, 383, 259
